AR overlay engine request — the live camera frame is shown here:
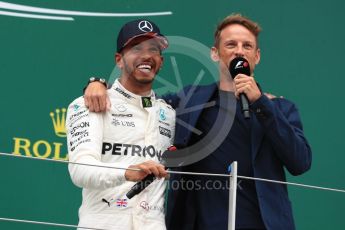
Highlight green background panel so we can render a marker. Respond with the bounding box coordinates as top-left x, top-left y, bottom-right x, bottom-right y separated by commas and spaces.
0, 0, 344, 229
